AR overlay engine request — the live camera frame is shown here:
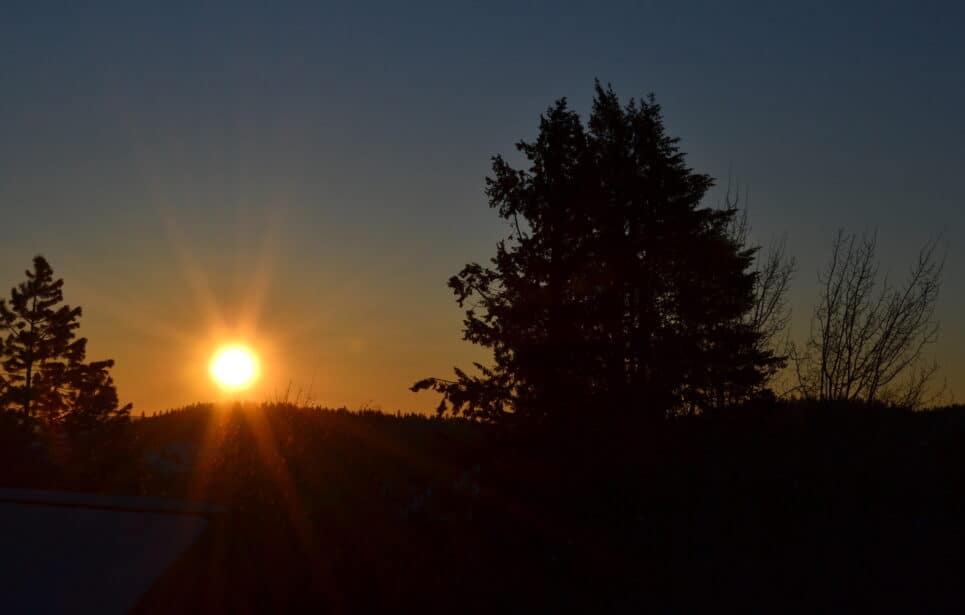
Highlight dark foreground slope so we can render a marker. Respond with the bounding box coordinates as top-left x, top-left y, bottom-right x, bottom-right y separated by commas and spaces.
3, 402, 965, 612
